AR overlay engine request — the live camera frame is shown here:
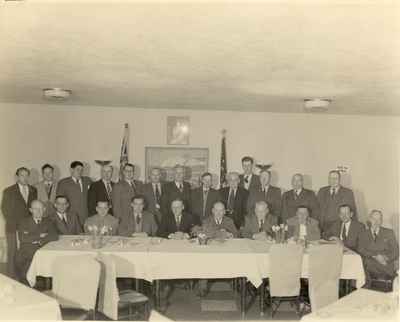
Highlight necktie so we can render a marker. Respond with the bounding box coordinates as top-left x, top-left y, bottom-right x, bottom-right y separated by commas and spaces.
77, 179, 82, 192
21, 186, 29, 203
202, 190, 208, 218
36, 219, 41, 225
244, 176, 249, 183
45, 183, 52, 199
155, 184, 161, 203
259, 220, 264, 232
106, 182, 112, 200
178, 183, 183, 193
373, 230, 377, 242
227, 189, 235, 212
341, 223, 347, 240
175, 215, 181, 227
136, 215, 141, 226
331, 188, 336, 198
